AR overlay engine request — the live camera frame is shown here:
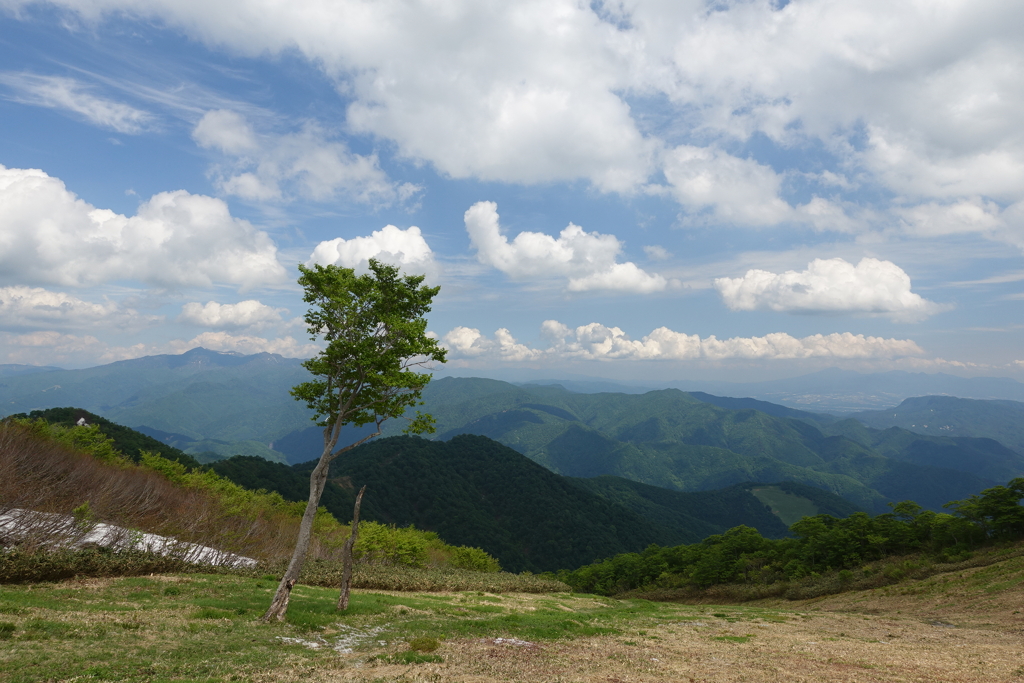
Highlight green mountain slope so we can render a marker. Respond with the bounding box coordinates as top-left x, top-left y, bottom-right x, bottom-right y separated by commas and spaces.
6, 351, 1019, 517
12, 408, 864, 573
214, 434, 851, 572
382, 377, 1007, 512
